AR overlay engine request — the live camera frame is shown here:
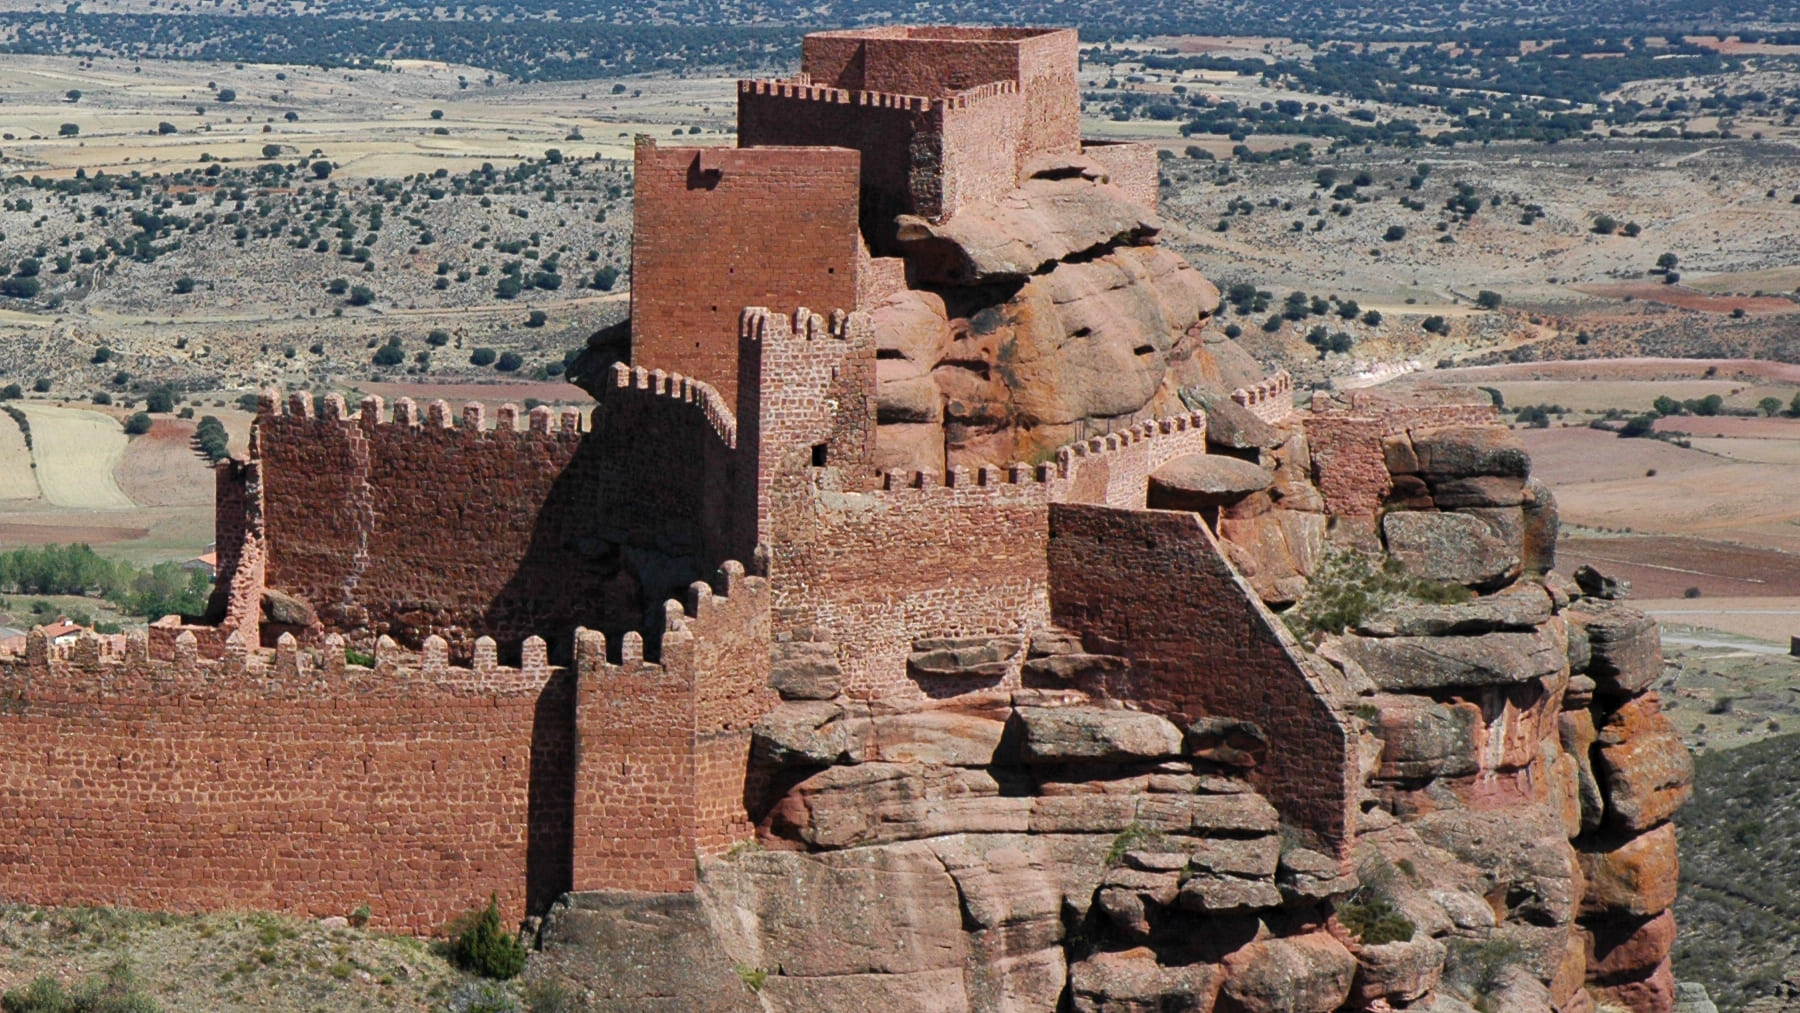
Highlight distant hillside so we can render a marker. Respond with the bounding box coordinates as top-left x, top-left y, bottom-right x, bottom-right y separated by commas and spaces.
1675, 730, 1800, 1011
